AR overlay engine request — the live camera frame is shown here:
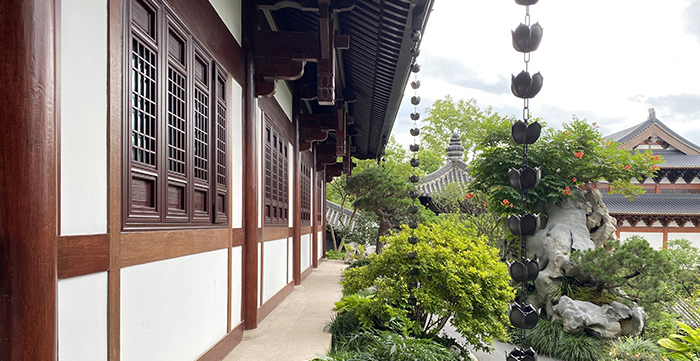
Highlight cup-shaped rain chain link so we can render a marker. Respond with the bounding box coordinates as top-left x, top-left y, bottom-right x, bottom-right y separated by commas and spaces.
507, 2, 545, 359
405, 29, 423, 324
